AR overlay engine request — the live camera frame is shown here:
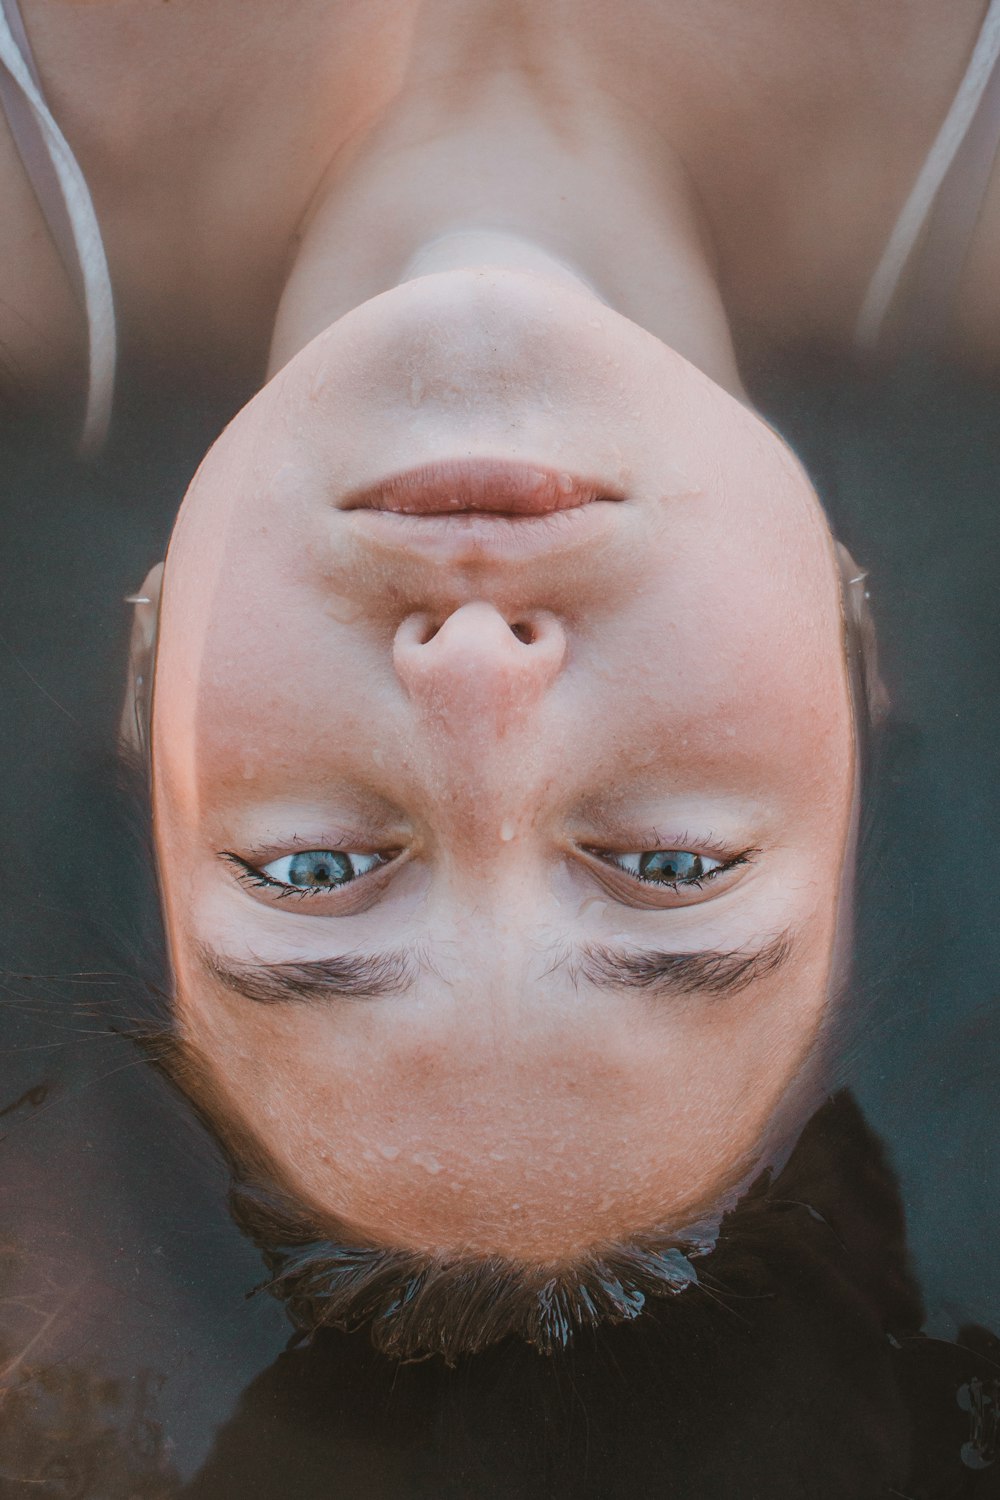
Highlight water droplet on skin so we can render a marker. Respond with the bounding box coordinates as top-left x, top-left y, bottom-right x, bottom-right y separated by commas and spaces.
362, 1149, 377, 1163
377, 1142, 400, 1162
499, 820, 515, 842
449, 1181, 465, 1193
410, 375, 425, 405
489, 1151, 506, 1162
326, 595, 363, 626
557, 470, 573, 493
412, 1151, 442, 1175
510, 1202, 522, 1212
578, 895, 611, 918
